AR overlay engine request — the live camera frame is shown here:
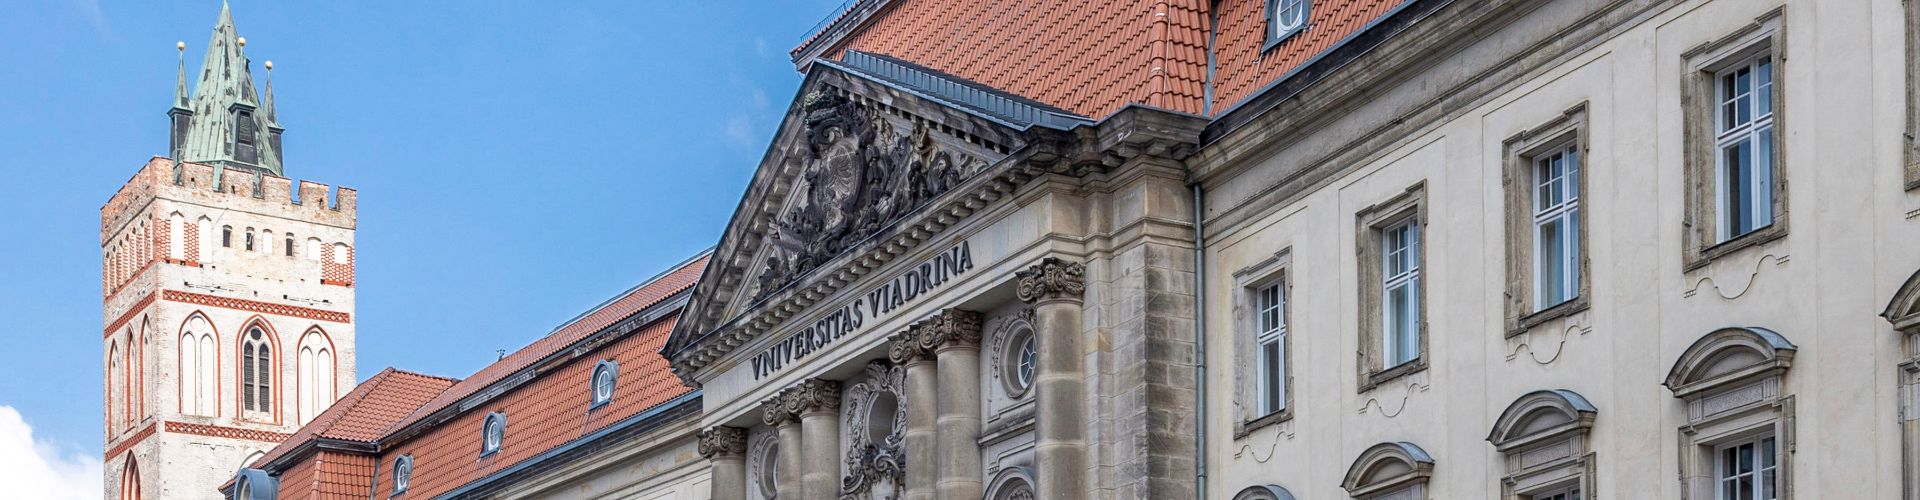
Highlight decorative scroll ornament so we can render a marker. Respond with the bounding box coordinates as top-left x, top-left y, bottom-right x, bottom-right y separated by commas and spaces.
783, 378, 843, 416
761, 397, 793, 427
698, 426, 749, 458
886, 330, 930, 365
916, 309, 983, 352
755, 91, 989, 301
1016, 257, 1087, 303
840, 362, 907, 499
